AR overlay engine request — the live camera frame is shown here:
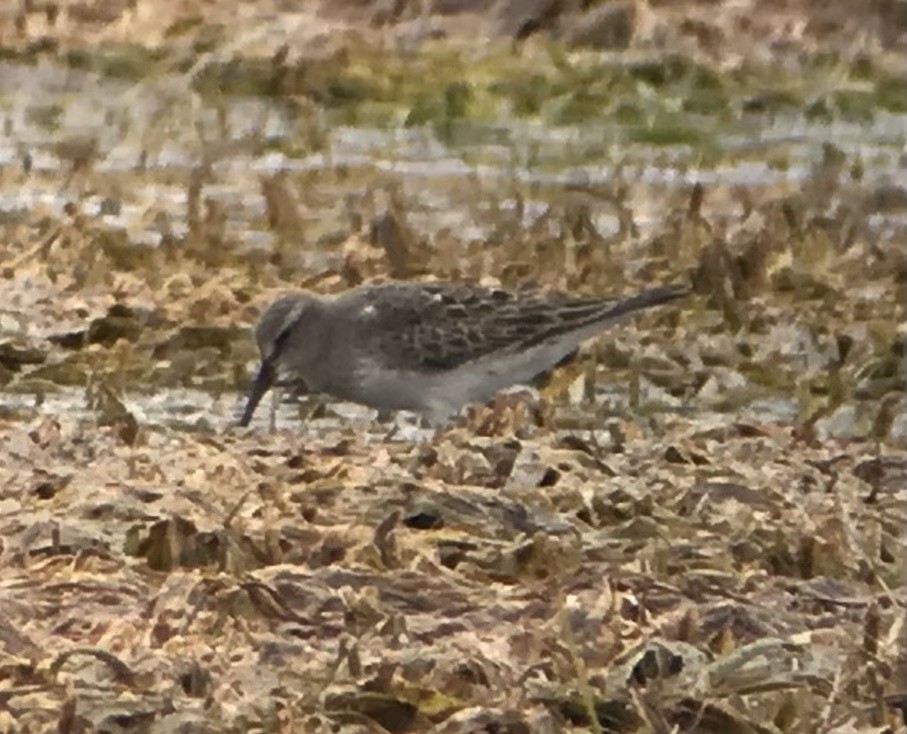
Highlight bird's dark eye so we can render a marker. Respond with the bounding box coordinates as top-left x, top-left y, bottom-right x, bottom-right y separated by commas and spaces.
266, 325, 295, 361
275, 328, 292, 349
